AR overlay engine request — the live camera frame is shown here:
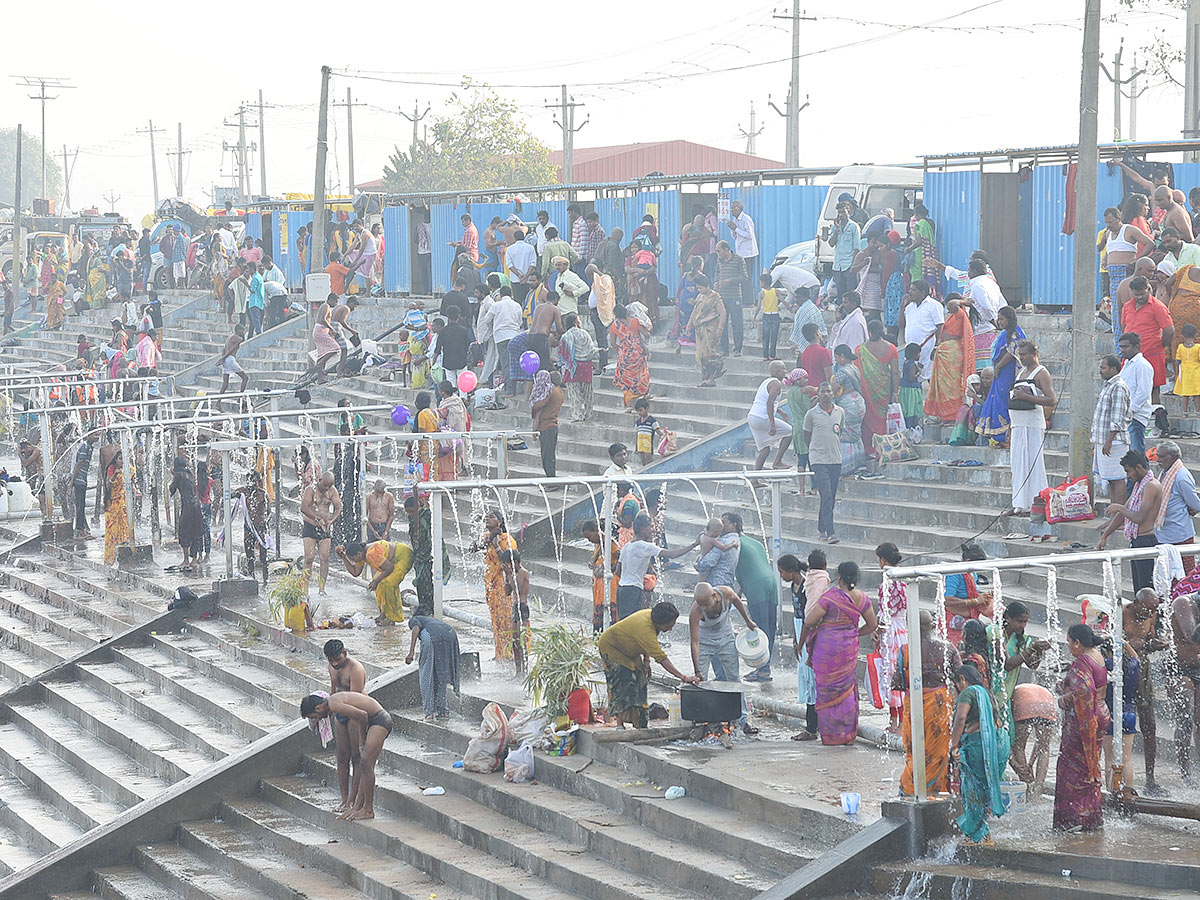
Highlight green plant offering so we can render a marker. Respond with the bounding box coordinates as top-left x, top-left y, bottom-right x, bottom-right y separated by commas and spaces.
523, 624, 599, 719
268, 570, 309, 624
